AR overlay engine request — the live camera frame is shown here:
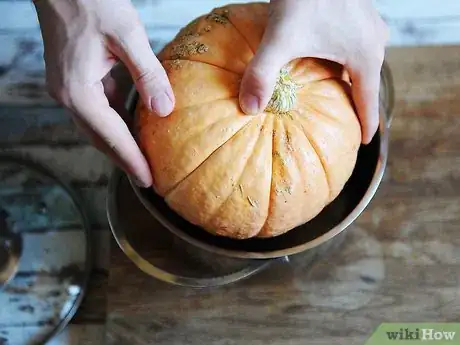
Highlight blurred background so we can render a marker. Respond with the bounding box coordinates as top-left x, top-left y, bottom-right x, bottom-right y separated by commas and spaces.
0, 0, 459, 344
